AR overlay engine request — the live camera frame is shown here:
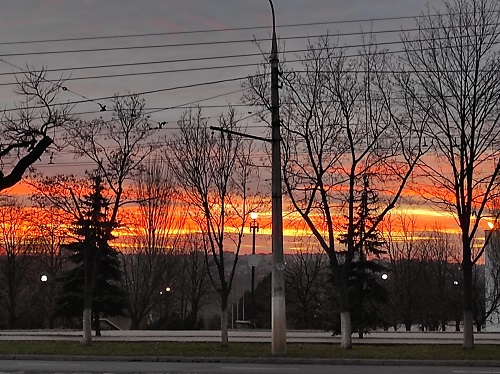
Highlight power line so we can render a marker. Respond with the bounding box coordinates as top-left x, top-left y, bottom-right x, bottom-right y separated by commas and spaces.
0, 33, 399, 58
0, 24, 478, 77
0, 58, 108, 111
0, 14, 457, 46
2, 19, 499, 59
2, 37, 499, 89
2, 10, 499, 47
0, 74, 263, 113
